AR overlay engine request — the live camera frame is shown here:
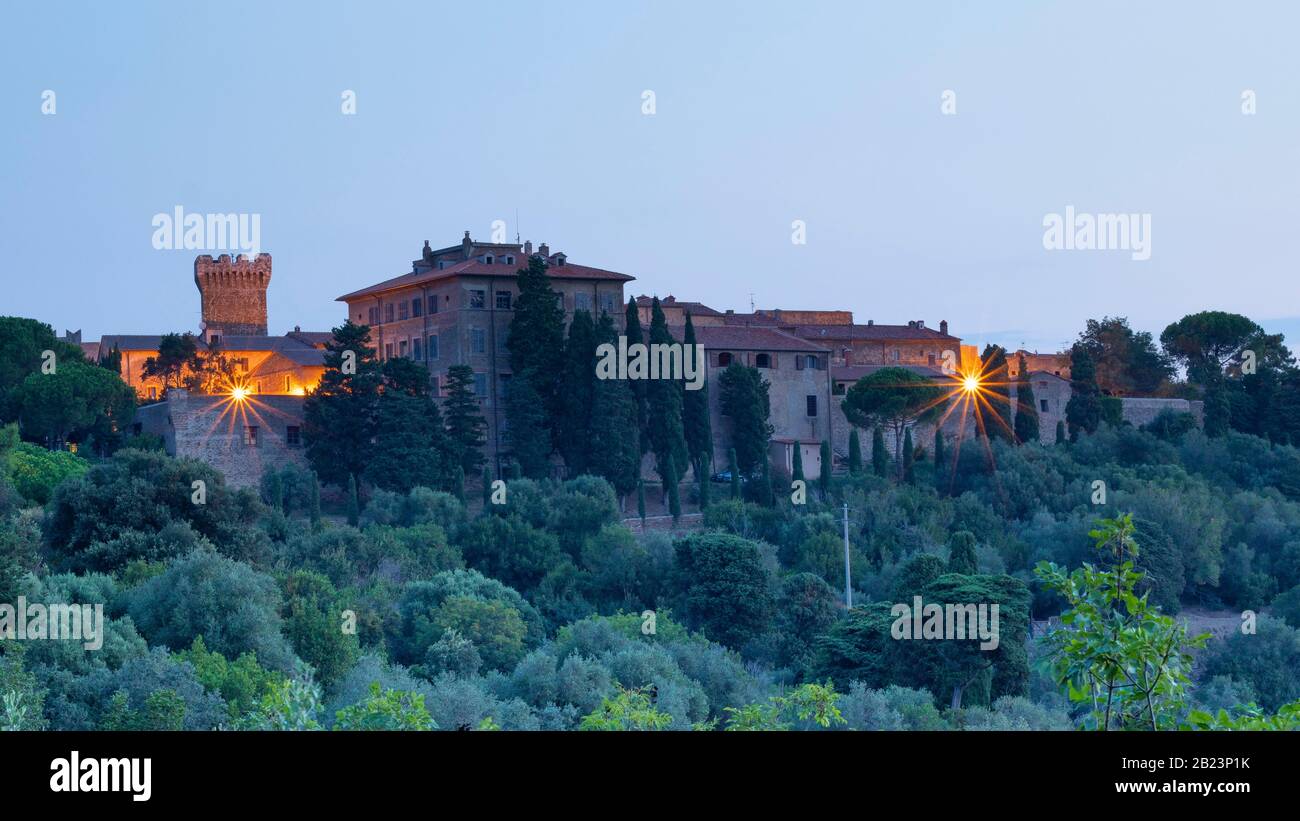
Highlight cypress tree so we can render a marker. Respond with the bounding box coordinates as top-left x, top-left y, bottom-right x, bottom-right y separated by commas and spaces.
681, 312, 713, 483
345, 474, 359, 527
451, 464, 465, 502
309, 471, 322, 526
665, 454, 681, 522
1013, 354, 1040, 442
791, 442, 805, 483
903, 428, 915, 483
265, 470, 284, 512
728, 448, 741, 499
625, 296, 650, 453
637, 477, 647, 523
980, 344, 1014, 441
697, 453, 711, 511
646, 297, 688, 483
1065, 344, 1102, 441
933, 429, 947, 490
1055, 419, 1066, 444
481, 465, 493, 508
505, 368, 553, 478
587, 312, 641, 500
506, 254, 566, 452
848, 428, 862, 474
302, 320, 383, 488
556, 309, 598, 473
819, 440, 832, 496
871, 426, 887, 477
760, 456, 773, 507
947, 530, 978, 575
443, 364, 487, 473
